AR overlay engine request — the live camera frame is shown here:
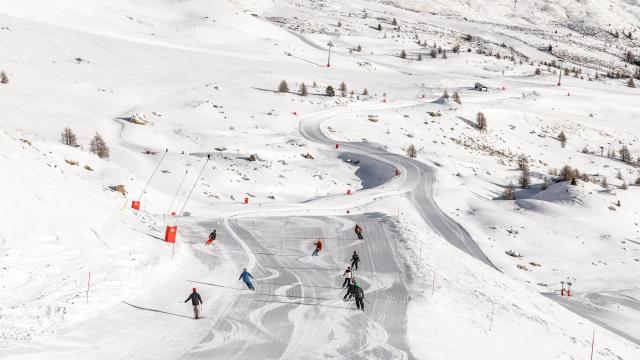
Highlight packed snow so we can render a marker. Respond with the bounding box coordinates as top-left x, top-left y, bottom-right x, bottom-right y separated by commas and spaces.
1, 0, 639, 359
